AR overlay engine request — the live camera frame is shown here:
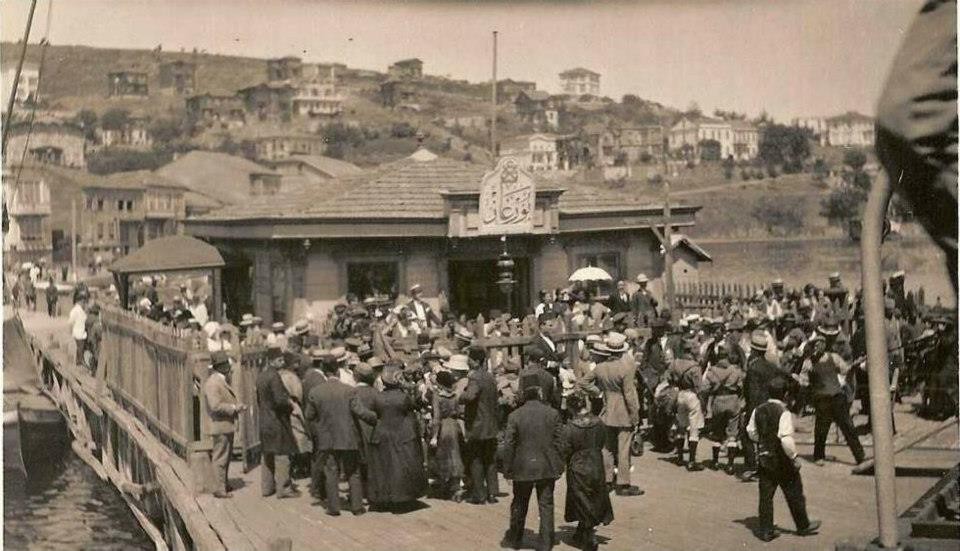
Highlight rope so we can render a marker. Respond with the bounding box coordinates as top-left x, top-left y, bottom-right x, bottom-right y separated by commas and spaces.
12, 0, 55, 189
